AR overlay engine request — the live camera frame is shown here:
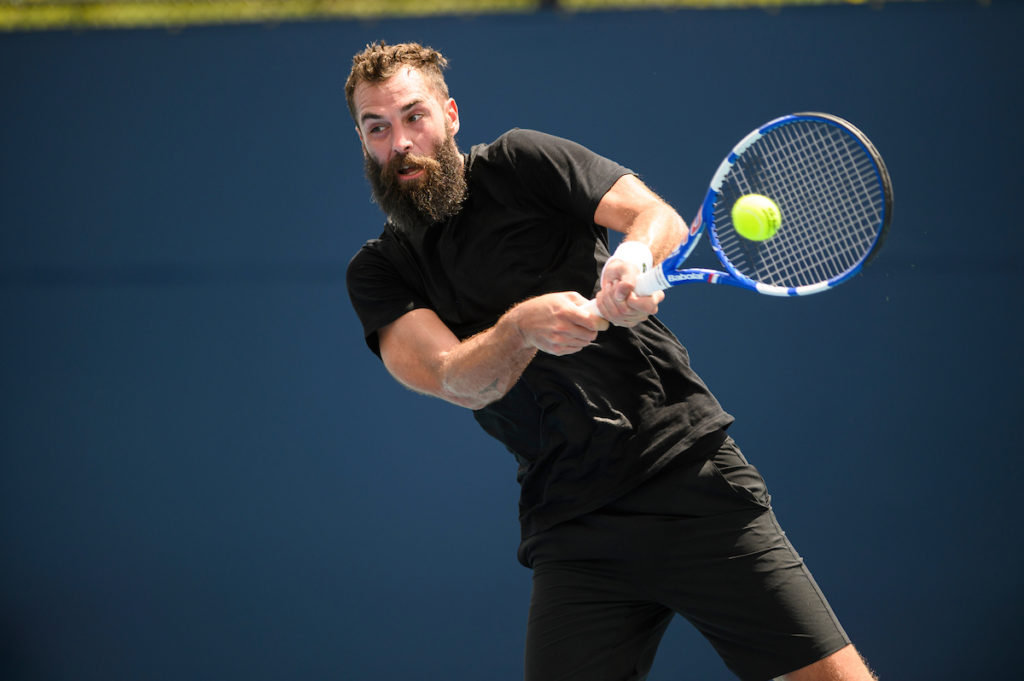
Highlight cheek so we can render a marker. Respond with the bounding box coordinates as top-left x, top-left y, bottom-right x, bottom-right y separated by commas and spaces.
361, 137, 389, 164
372, 150, 396, 171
